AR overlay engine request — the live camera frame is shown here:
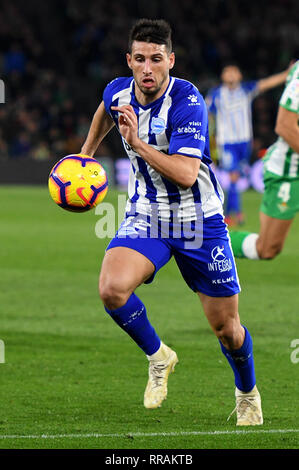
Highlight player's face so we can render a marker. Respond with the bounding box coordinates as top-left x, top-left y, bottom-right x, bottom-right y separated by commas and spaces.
127, 41, 175, 103
221, 66, 243, 88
